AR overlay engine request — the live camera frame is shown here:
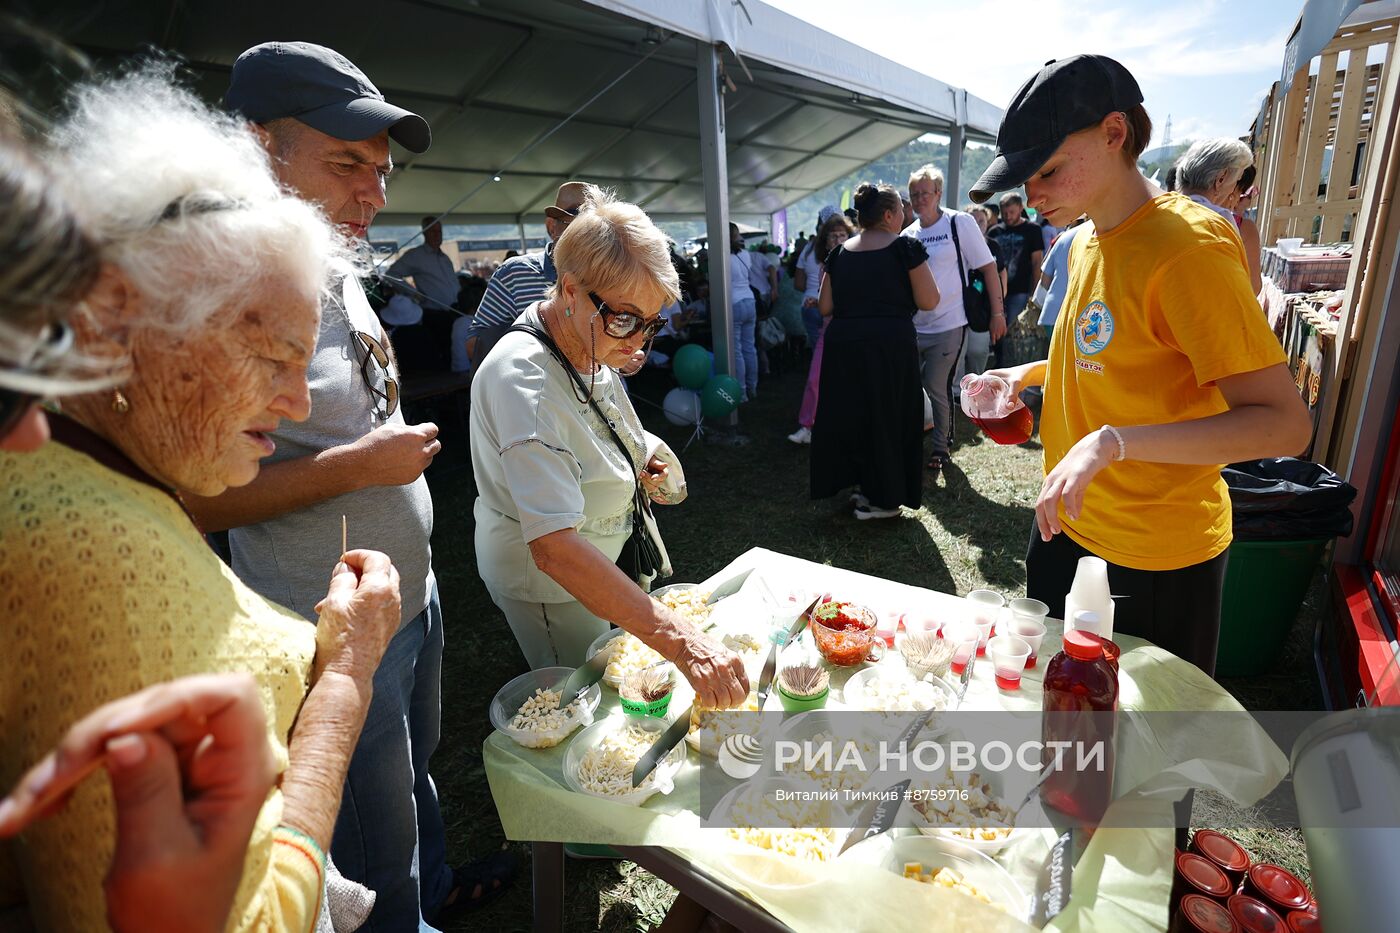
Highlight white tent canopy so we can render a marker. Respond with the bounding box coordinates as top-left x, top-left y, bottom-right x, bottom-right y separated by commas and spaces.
37, 0, 1003, 402
39, 0, 1001, 225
